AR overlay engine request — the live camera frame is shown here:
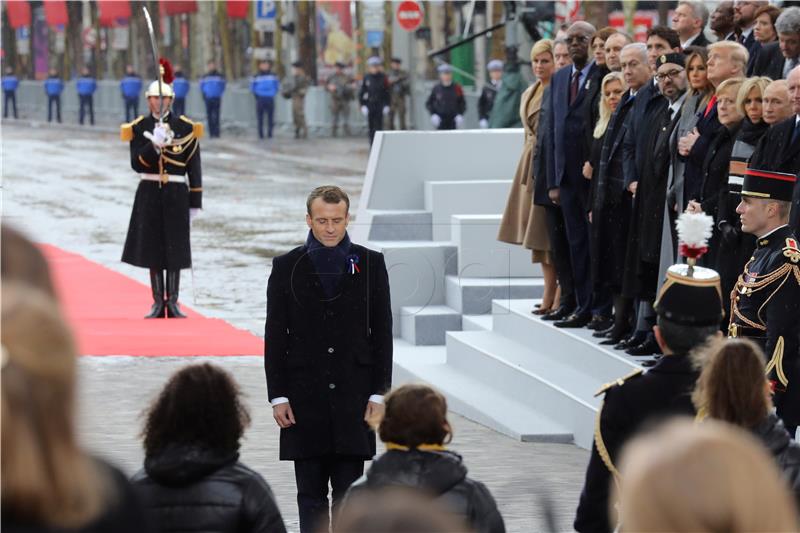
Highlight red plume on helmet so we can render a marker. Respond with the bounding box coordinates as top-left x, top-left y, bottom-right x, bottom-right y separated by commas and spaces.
159, 58, 174, 84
